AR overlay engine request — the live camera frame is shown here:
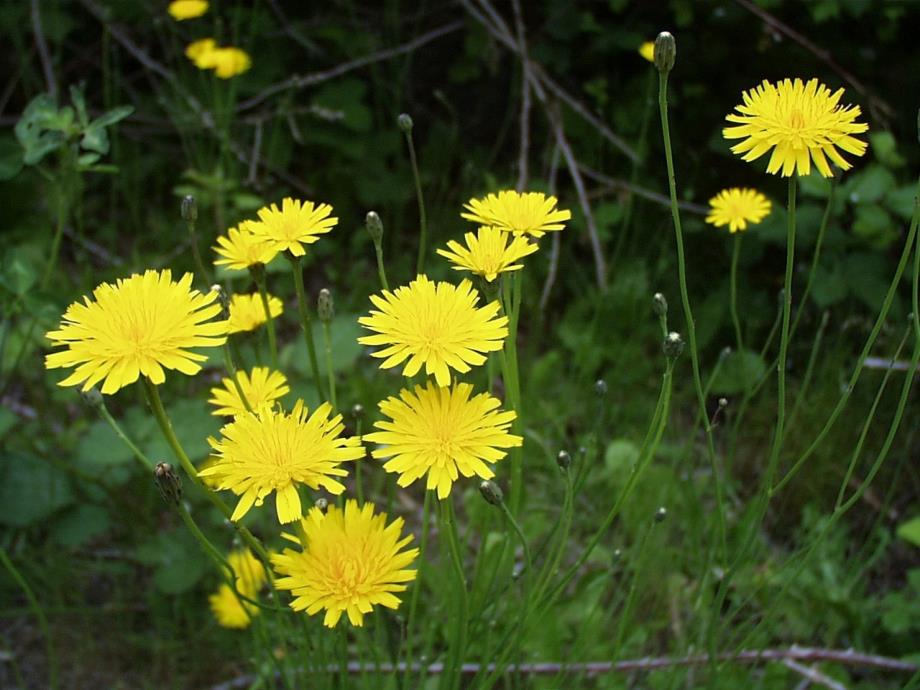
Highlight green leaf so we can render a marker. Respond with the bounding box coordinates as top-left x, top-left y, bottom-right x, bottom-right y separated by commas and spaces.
87, 105, 134, 131
869, 131, 904, 168
604, 439, 640, 476
80, 126, 109, 155
852, 205, 897, 248
844, 165, 895, 205
896, 516, 920, 548
0, 452, 74, 527
75, 419, 137, 485
285, 313, 363, 378
51, 504, 111, 547
885, 185, 917, 221
0, 134, 24, 180
811, 262, 848, 308
711, 349, 766, 395
135, 529, 210, 594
